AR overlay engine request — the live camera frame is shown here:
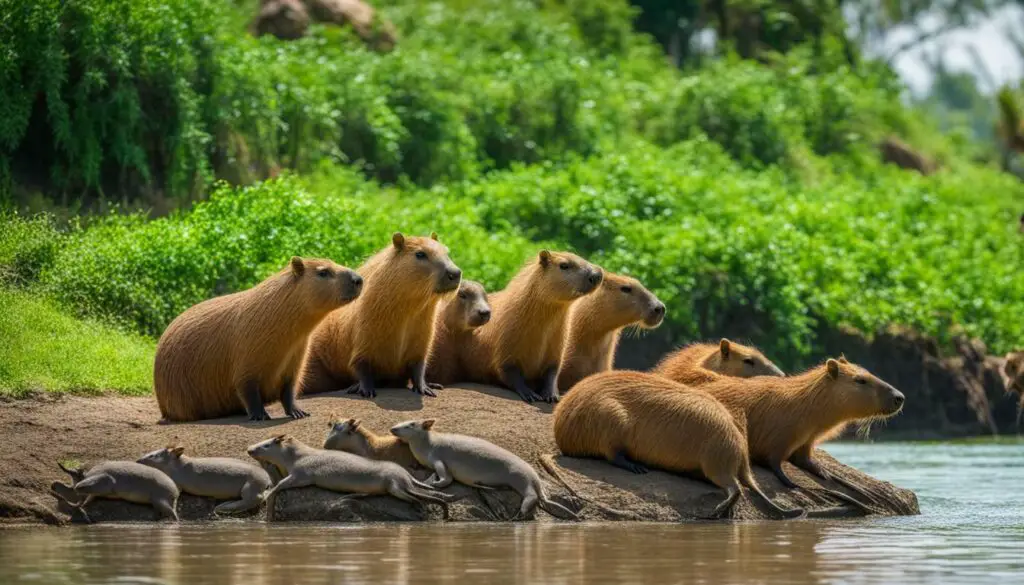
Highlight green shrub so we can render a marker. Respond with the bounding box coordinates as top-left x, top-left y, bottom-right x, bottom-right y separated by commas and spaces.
0, 212, 63, 286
